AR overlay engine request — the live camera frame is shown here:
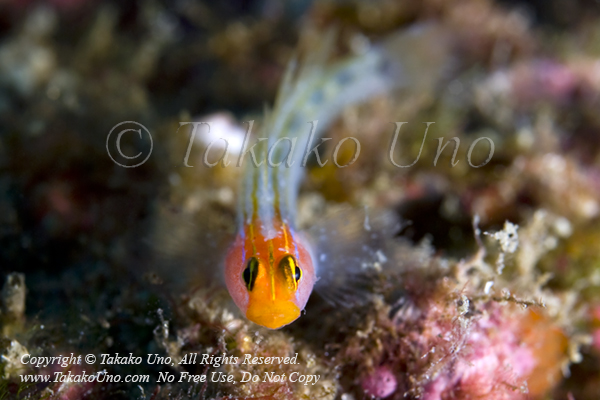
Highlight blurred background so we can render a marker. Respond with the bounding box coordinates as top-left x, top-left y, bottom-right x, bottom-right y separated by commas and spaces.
2, 0, 600, 399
